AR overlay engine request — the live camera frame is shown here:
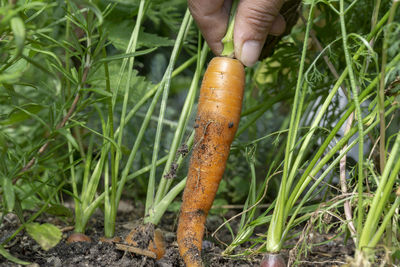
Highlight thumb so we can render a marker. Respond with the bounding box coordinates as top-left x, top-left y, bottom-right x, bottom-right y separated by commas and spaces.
234, 0, 286, 66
